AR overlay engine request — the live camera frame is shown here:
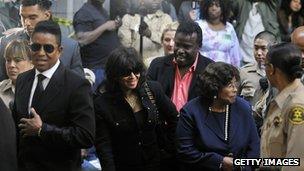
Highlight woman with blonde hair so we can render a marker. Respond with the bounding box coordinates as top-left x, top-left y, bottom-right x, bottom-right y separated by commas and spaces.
0, 39, 33, 109
161, 22, 179, 56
